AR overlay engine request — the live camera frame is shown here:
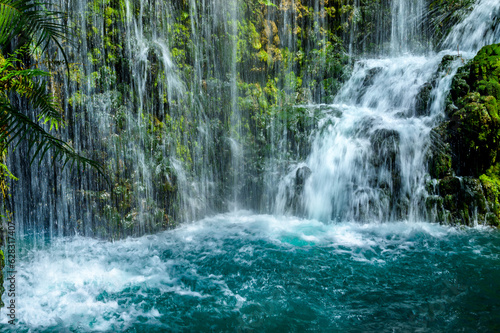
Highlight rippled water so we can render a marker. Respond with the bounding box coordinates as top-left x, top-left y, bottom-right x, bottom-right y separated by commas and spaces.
2, 213, 500, 332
